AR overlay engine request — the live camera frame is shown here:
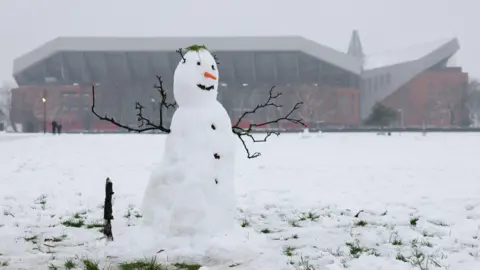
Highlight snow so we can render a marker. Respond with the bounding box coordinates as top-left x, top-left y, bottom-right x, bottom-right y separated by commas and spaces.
1, 132, 480, 269
363, 38, 454, 70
